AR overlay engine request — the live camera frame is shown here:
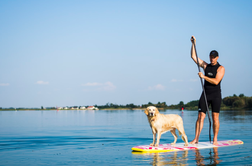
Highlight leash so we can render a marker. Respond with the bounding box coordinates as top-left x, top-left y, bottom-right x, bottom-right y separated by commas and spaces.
192, 37, 212, 143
